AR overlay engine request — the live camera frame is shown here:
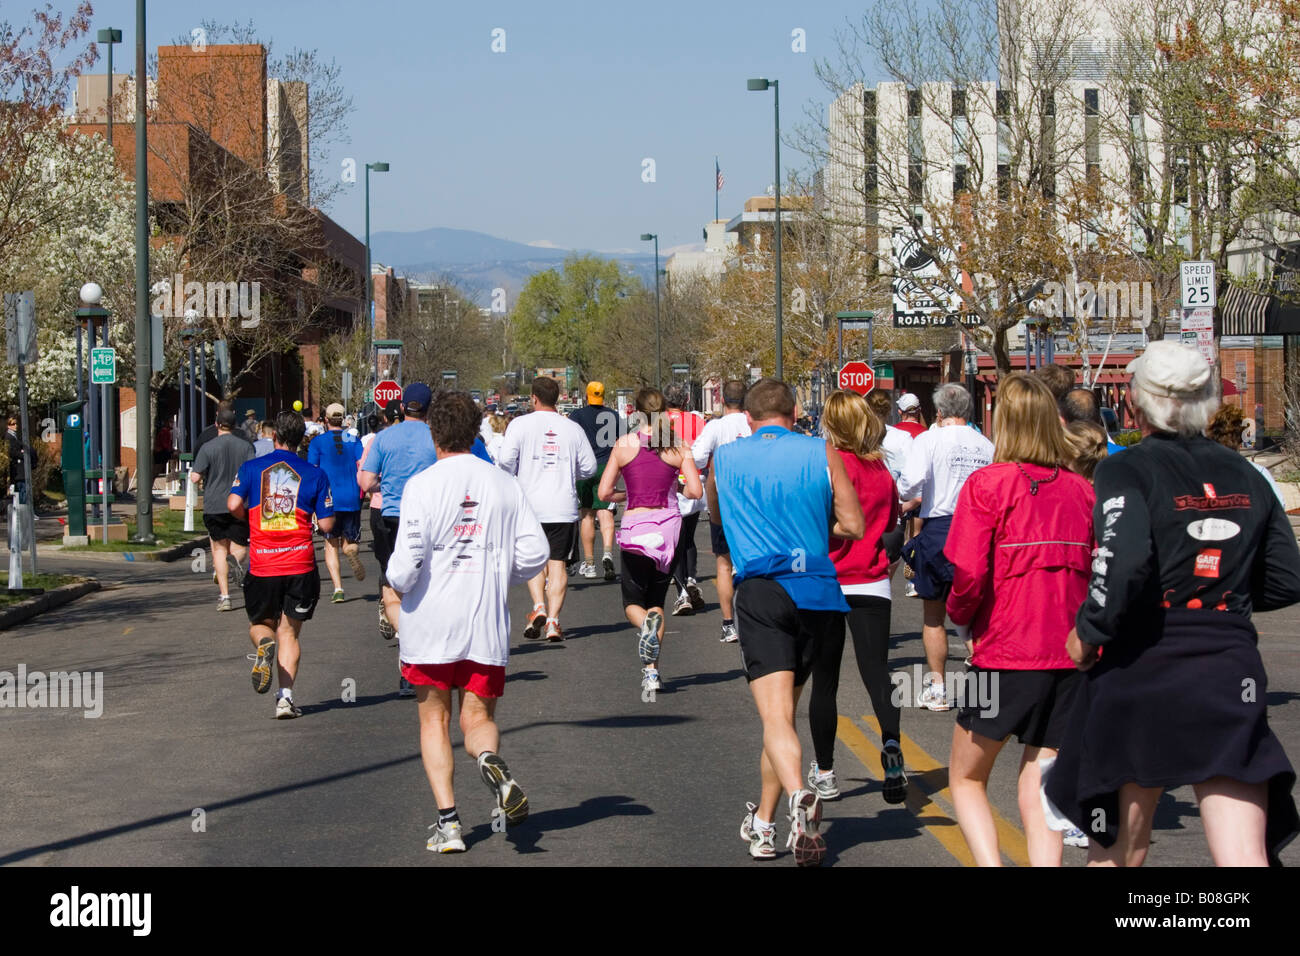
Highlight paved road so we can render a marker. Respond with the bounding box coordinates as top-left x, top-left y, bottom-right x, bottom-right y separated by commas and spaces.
2, 519, 1298, 866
